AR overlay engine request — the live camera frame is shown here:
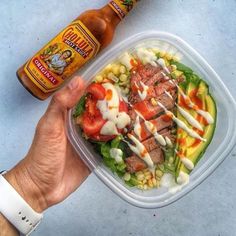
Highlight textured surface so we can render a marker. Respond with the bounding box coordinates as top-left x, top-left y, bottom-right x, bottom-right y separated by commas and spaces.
0, 0, 236, 235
